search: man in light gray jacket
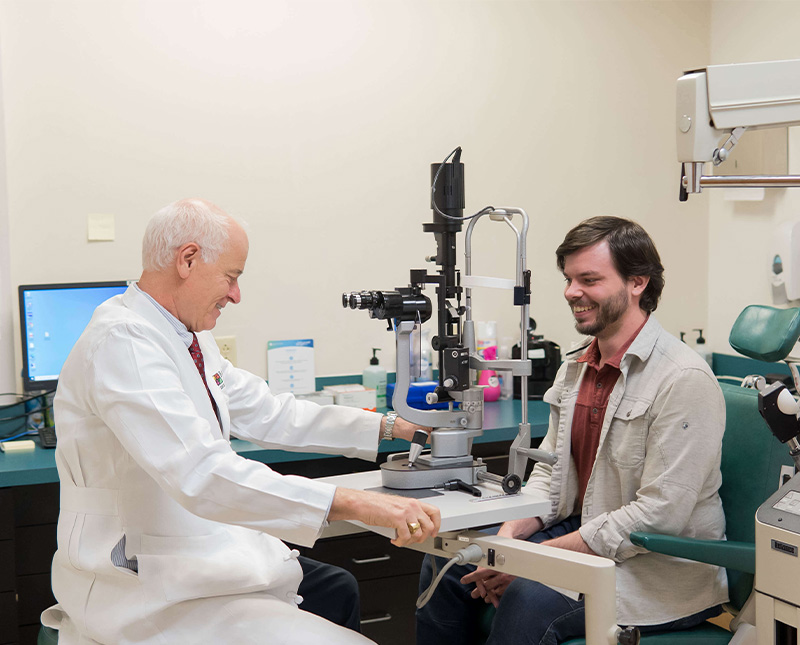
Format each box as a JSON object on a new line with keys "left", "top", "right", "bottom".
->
{"left": 416, "top": 216, "right": 727, "bottom": 644}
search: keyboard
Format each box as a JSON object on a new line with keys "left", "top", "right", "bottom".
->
{"left": 38, "top": 426, "right": 57, "bottom": 449}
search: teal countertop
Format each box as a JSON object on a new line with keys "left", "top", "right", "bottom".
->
{"left": 0, "top": 398, "right": 550, "bottom": 488}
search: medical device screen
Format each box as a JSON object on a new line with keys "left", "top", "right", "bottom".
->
{"left": 19, "top": 281, "right": 129, "bottom": 392}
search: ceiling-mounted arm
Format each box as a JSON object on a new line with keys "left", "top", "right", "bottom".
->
{"left": 677, "top": 59, "right": 800, "bottom": 200}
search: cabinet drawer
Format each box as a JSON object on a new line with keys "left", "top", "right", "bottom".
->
{"left": 15, "top": 525, "right": 57, "bottom": 576}
{"left": 0, "top": 589, "right": 19, "bottom": 643}
{"left": 359, "top": 573, "right": 419, "bottom": 645}
{"left": 0, "top": 489, "right": 13, "bottom": 540}
{"left": 19, "top": 624, "right": 41, "bottom": 645}
{"left": 309, "top": 533, "right": 423, "bottom": 581}
{"left": 14, "top": 483, "right": 59, "bottom": 527}
{"left": 16, "top": 573, "right": 55, "bottom": 626}
{"left": 0, "top": 540, "right": 15, "bottom": 590}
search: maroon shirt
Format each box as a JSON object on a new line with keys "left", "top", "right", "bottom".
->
{"left": 572, "top": 318, "right": 648, "bottom": 506}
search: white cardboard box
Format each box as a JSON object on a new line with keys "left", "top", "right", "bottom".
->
{"left": 323, "top": 384, "right": 366, "bottom": 393}
{"left": 295, "top": 391, "right": 335, "bottom": 406}
{"left": 333, "top": 389, "right": 377, "bottom": 411}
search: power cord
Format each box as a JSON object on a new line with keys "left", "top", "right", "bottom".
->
{"left": 416, "top": 543, "right": 484, "bottom": 609}
{"left": 0, "top": 390, "right": 56, "bottom": 441}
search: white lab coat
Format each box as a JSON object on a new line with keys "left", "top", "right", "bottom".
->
{"left": 42, "top": 286, "right": 381, "bottom": 644}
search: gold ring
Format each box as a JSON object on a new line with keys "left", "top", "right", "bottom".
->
{"left": 408, "top": 522, "right": 421, "bottom": 534}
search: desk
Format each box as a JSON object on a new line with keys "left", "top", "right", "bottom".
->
{"left": 0, "top": 398, "right": 549, "bottom": 645}
{"left": 321, "top": 470, "right": 551, "bottom": 537}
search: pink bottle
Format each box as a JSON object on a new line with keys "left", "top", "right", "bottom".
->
{"left": 478, "top": 346, "right": 502, "bottom": 402}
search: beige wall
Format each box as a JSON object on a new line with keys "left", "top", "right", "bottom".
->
{"left": 0, "top": 0, "right": 712, "bottom": 384}
{"left": 706, "top": 1, "right": 800, "bottom": 357}
{"left": 0, "top": 37, "right": 10, "bottom": 395}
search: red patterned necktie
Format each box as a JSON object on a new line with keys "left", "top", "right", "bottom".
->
{"left": 188, "top": 333, "right": 221, "bottom": 425}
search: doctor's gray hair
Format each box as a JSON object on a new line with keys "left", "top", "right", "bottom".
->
{"left": 142, "top": 199, "right": 233, "bottom": 271}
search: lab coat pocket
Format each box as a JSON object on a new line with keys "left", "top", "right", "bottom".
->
{"left": 607, "top": 399, "right": 649, "bottom": 468}
{"left": 137, "top": 530, "right": 300, "bottom": 604}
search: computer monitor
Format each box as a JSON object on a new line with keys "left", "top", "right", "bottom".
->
{"left": 18, "top": 281, "right": 130, "bottom": 393}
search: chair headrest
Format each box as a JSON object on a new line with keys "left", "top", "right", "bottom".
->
{"left": 729, "top": 305, "right": 800, "bottom": 362}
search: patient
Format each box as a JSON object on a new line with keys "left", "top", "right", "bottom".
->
{"left": 416, "top": 216, "right": 728, "bottom": 644}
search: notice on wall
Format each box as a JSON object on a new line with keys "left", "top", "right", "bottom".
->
{"left": 267, "top": 339, "right": 315, "bottom": 395}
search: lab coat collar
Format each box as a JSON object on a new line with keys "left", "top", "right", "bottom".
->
{"left": 121, "top": 285, "right": 229, "bottom": 439}
{"left": 122, "top": 286, "right": 189, "bottom": 348}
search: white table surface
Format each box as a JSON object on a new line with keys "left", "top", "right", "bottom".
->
{"left": 318, "top": 470, "right": 551, "bottom": 538}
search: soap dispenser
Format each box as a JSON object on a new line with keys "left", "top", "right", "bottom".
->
{"left": 363, "top": 348, "right": 387, "bottom": 408}
{"left": 692, "top": 329, "right": 713, "bottom": 370}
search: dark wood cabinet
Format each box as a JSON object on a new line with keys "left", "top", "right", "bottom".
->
{"left": 0, "top": 483, "right": 59, "bottom": 645}
{"left": 300, "top": 532, "right": 425, "bottom": 645}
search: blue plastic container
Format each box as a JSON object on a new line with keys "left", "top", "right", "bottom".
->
{"left": 386, "top": 381, "right": 459, "bottom": 410}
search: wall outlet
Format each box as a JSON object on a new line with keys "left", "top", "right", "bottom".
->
{"left": 215, "top": 336, "right": 237, "bottom": 366}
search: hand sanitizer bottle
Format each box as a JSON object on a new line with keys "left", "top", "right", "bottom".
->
{"left": 363, "top": 348, "right": 387, "bottom": 408}
{"left": 478, "top": 346, "right": 502, "bottom": 402}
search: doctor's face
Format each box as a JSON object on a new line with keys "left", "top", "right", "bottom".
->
{"left": 183, "top": 223, "right": 249, "bottom": 332}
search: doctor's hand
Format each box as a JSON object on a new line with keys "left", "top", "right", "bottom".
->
{"left": 460, "top": 567, "right": 516, "bottom": 608}
{"left": 328, "top": 488, "right": 441, "bottom": 547}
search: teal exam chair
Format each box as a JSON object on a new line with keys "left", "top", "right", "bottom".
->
{"left": 38, "top": 626, "right": 57, "bottom": 645}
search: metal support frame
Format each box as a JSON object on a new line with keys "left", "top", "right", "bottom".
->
{"left": 682, "top": 163, "right": 800, "bottom": 194}
{"left": 409, "top": 530, "right": 621, "bottom": 645}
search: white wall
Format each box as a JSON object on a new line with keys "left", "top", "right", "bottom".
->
{"left": 704, "top": 1, "right": 800, "bottom": 356}
{"left": 0, "top": 36, "right": 12, "bottom": 395}
{"left": 0, "top": 0, "right": 711, "bottom": 383}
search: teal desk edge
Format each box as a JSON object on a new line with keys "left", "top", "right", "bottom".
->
{"left": 0, "top": 398, "right": 550, "bottom": 488}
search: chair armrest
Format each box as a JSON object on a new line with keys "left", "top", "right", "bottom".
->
{"left": 630, "top": 532, "right": 754, "bottom": 574}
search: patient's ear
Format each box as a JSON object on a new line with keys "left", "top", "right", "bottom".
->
{"left": 630, "top": 275, "right": 649, "bottom": 297}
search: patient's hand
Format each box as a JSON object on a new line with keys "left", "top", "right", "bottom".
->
{"left": 460, "top": 567, "right": 516, "bottom": 608}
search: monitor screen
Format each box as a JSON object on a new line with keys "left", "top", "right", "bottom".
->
{"left": 19, "top": 281, "right": 130, "bottom": 392}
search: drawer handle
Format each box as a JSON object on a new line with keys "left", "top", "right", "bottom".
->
{"left": 361, "top": 613, "right": 392, "bottom": 625}
{"left": 351, "top": 555, "right": 391, "bottom": 565}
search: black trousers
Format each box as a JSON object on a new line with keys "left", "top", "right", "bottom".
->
{"left": 298, "top": 555, "right": 361, "bottom": 632}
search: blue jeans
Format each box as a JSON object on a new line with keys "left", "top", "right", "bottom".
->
{"left": 415, "top": 517, "right": 721, "bottom": 645}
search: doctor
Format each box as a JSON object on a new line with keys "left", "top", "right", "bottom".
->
{"left": 42, "top": 198, "right": 440, "bottom": 645}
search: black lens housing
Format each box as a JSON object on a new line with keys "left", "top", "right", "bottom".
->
{"left": 342, "top": 288, "right": 432, "bottom": 324}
